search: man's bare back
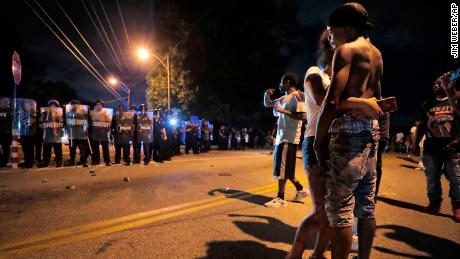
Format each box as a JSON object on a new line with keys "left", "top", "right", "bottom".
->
{"left": 334, "top": 37, "right": 383, "bottom": 111}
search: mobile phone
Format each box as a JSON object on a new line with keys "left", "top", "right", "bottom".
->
{"left": 450, "top": 68, "right": 460, "bottom": 81}
{"left": 377, "top": 96, "right": 397, "bottom": 113}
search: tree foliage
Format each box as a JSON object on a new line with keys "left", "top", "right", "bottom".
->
{"left": 149, "top": 0, "right": 302, "bottom": 128}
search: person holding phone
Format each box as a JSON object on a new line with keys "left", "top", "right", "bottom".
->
{"left": 314, "top": 3, "right": 384, "bottom": 259}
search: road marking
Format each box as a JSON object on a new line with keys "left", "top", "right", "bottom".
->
{"left": 1, "top": 186, "right": 282, "bottom": 257}
{"left": 168, "top": 154, "right": 266, "bottom": 163}
{"left": 0, "top": 182, "right": 281, "bottom": 255}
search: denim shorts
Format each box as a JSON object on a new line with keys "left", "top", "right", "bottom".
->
{"left": 302, "top": 136, "right": 327, "bottom": 211}
{"left": 302, "top": 136, "right": 318, "bottom": 170}
{"left": 325, "top": 131, "right": 378, "bottom": 227}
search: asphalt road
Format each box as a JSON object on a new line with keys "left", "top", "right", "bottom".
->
{"left": 0, "top": 150, "right": 459, "bottom": 258}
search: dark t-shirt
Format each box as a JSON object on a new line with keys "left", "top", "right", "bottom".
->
{"left": 421, "top": 97, "right": 460, "bottom": 150}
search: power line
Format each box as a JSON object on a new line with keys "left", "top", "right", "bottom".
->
{"left": 80, "top": 0, "right": 123, "bottom": 73}
{"left": 25, "top": 0, "right": 127, "bottom": 104}
{"left": 56, "top": 0, "right": 111, "bottom": 76}
{"left": 98, "top": 0, "right": 129, "bottom": 72}
{"left": 87, "top": 0, "right": 125, "bottom": 72}
{"left": 116, "top": 0, "right": 130, "bottom": 44}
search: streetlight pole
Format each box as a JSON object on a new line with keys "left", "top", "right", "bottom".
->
{"left": 166, "top": 54, "right": 170, "bottom": 110}
{"left": 127, "top": 84, "right": 131, "bottom": 106}
{"left": 143, "top": 50, "right": 171, "bottom": 110}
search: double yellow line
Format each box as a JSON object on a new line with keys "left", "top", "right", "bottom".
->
{"left": 0, "top": 183, "right": 281, "bottom": 257}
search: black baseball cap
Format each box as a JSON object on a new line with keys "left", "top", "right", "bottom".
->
{"left": 328, "top": 2, "right": 373, "bottom": 30}
{"left": 95, "top": 99, "right": 104, "bottom": 105}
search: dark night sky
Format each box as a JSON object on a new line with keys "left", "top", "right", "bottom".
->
{"left": 0, "top": 0, "right": 458, "bottom": 131}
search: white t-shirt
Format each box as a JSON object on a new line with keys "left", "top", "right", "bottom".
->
{"left": 304, "top": 66, "right": 330, "bottom": 137}
{"left": 273, "top": 91, "right": 304, "bottom": 145}
{"left": 396, "top": 132, "right": 404, "bottom": 143}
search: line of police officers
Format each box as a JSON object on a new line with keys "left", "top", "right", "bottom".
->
{"left": 0, "top": 97, "right": 210, "bottom": 169}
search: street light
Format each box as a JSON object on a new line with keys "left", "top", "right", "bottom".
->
{"left": 108, "top": 76, "right": 130, "bottom": 106}
{"left": 108, "top": 77, "right": 118, "bottom": 86}
{"left": 137, "top": 47, "right": 171, "bottom": 110}
{"left": 137, "top": 48, "right": 149, "bottom": 61}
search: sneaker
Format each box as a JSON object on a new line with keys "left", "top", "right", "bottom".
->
{"left": 105, "top": 162, "right": 111, "bottom": 166}
{"left": 424, "top": 202, "right": 441, "bottom": 214}
{"left": 264, "top": 197, "right": 287, "bottom": 208}
{"left": 452, "top": 201, "right": 460, "bottom": 222}
{"left": 292, "top": 190, "right": 310, "bottom": 202}
{"left": 351, "top": 234, "right": 359, "bottom": 252}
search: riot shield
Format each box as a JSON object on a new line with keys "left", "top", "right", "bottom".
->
{"left": 40, "top": 107, "right": 64, "bottom": 143}
{"left": 90, "top": 108, "right": 113, "bottom": 141}
{"left": 13, "top": 98, "right": 37, "bottom": 136}
{"left": 65, "top": 104, "right": 89, "bottom": 140}
{"left": 0, "top": 97, "right": 12, "bottom": 135}
{"left": 136, "top": 111, "right": 154, "bottom": 144}
{"left": 115, "top": 111, "right": 135, "bottom": 145}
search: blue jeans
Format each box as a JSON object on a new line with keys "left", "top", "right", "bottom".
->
{"left": 326, "top": 132, "right": 378, "bottom": 227}
{"left": 422, "top": 139, "right": 460, "bottom": 204}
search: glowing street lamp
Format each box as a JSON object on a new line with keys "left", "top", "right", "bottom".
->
{"left": 108, "top": 77, "right": 118, "bottom": 85}
{"left": 137, "top": 48, "right": 149, "bottom": 61}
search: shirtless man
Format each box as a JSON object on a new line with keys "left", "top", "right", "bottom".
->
{"left": 314, "top": 3, "right": 383, "bottom": 259}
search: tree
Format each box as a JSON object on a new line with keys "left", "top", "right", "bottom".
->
{"left": 150, "top": 0, "right": 302, "bottom": 129}
{"left": 144, "top": 50, "right": 195, "bottom": 112}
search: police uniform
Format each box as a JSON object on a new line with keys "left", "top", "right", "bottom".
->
{"left": 64, "top": 100, "right": 89, "bottom": 167}
{"left": 0, "top": 98, "right": 12, "bottom": 167}
{"left": 38, "top": 99, "right": 64, "bottom": 167}
{"left": 89, "top": 99, "right": 111, "bottom": 166}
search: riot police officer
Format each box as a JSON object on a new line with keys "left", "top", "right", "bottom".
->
{"left": 114, "top": 105, "right": 134, "bottom": 165}
{"left": 0, "top": 98, "right": 12, "bottom": 167}
{"left": 89, "top": 99, "right": 112, "bottom": 166}
{"left": 38, "top": 99, "right": 64, "bottom": 167}
{"left": 134, "top": 104, "right": 153, "bottom": 165}
{"left": 64, "top": 100, "right": 89, "bottom": 167}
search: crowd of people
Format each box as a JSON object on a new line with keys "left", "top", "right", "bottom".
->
{"left": 259, "top": 3, "right": 458, "bottom": 259}
{"left": 217, "top": 127, "right": 276, "bottom": 150}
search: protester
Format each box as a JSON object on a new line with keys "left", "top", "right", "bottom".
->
{"left": 416, "top": 73, "right": 460, "bottom": 222}
{"left": 287, "top": 29, "right": 333, "bottom": 259}
{"left": 314, "top": 3, "right": 384, "bottom": 259}
{"left": 375, "top": 113, "right": 390, "bottom": 199}
{"left": 263, "top": 72, "right": 309, "bottom": 208}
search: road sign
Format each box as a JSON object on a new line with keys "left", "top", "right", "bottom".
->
{"left": 12, "top": 51, "right": 22, "bottom": 85}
